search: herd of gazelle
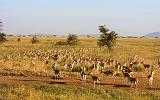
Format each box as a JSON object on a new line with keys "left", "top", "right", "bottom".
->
{"left": 53, "top": 54, "right": 158, "bottom": 88}
{"left": 3, "top": 48, "right": 160, "bottom": 88}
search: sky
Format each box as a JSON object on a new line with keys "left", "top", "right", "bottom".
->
{"left": 0, "top": 0, "right": 160, "bottom": 36}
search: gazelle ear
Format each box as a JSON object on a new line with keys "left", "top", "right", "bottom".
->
{"left": 153, "top": 71, "right": 155, "bottom": 74}
{"left": 141, "top": 59, "right": 144, "bottom": 62}
{"left": 134, "top": 55, "right": 138, "bottom": 59}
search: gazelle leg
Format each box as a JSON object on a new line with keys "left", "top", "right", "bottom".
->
{"left": 98, "top": 79, "right": 100, "bottom": 88}
{"left": 93, "top": 81, "right": 96, "bottom": 88}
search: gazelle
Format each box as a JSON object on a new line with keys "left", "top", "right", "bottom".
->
{"left": 128, "top": 74, "right": 138, "bottom": 88}
{"left": 91, "top": 75, "right": 101, "bottom": 88}
{"left": 127, "top": 55, "right": 139, "bottom": 68}
{"left": 102, "top": 70, "right": 122, "bottom": 83}
{"left": 123, "top": 71, "right": 138, "bottom": 87}
{"left": 141, "top": 60, "right": 151, "bottom": 72}
{"left": 102, "top": 70, "right": 116, "bottom": 77}
{"left": 52, "top": 63, "right": 60, "bottom": 80}
{"left": 97, "top": 60, "right": 104, "bottom": 72}
{"left": 123, "top": 67, "right": 132, "bottom": 74}
{"left": 148, "top": 70, "right": 155, "bottom": 88}
{"left": 79, "top": 66, "right": 89, "bottom": 83}
{"left": 122, "top": 67, "right": 138, "bottom": 88}
{"left": 122, "top": 69, "right": 132, "bottom": 83}
{"left": 158, "top": 58, "right": 160, "bottom": 68}
{"left": 115, "top": 61, "right": 121, "bottom": 71}
{"left": 30, "top": 58, "right": 35, "bottom": 67}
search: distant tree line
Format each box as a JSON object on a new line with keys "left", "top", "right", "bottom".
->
{"left": 0, "top": 19, "right": 118, "bottom": 52}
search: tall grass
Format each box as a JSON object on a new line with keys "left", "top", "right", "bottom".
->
{"left": 0, "top": 84, "right": 160, "bottom": 100}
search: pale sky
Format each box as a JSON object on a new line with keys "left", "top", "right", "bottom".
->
{"left": 0, "top": 0, "right": 160, "bottom": 36}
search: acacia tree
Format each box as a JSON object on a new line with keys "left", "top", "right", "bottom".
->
{"left": 0, "top": 20, "right": 2, "bottom": 33}
{"left": 97, "top": 25, "right": 118, "bottom": 51}
{"left": 66, "top": 34, "right": 79, "bottom": 45}
{"left": 0, "top": 19, "right": 7, "bottom": 43}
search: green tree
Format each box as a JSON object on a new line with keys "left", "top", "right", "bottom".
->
{"left": 66, "top": 34, "right": 79, "bottom": 45}
{"left": 97, "top": 25, "right": 118, "bottom": 51}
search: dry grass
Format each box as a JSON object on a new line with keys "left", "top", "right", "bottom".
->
{"left": 0, "top": 37, "right": 159, "bottom": 76}
{"left": 0, "top": 36, "right": 160, "bottom": 99}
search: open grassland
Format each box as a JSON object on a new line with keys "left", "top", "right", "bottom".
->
{"left": 0, "top": 37, "right": 160, "bottom": 100}
{"left": 0, "top": 37, "right": 159, "bottom": 76}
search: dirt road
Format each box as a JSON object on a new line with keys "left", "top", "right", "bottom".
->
{"left": 0, "top": 73, "right": 160, "bottom": 90}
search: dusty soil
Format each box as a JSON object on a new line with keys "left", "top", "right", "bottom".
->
{"left": 0, "top": 72, "right": 160, "bottom": 90}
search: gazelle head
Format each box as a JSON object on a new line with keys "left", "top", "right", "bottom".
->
{"left": 151, "top": 71, "right": 155, "bottom": 75}
{"left": 140, "top": 59, "right": 144, "bottom": 64}
{"left": 158, "top": 57, "right": 160, "bottom": 63}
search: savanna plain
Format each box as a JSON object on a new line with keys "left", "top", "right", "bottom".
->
{"left": 0, "top": 37, "right": 160, "bottom": 100}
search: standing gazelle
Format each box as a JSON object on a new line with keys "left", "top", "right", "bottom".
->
{"left": 148, "top": 70, "right": 155, "bottom": 88}
{"left": 52, "top": 63, "right": 60, "bottom": 80}
{"left": 122, "top": 69, "right": 138, "bottom": 87}
{"left": 141, "top": 60, "right": 151, "bottom": 72}
{"left": 128, "top": 74, "right": 138, "bottom": 88}
{"left": 158, "top": 58, "right": 160, "bottom": 69}
{"left": 89, "top": 73, "right": 101, "bottom": 88}
{"left": 79, "top": 66, "right": 89, "bottom": 83}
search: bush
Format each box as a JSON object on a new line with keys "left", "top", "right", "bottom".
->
{"left": 55, "top": 41, "right": 67, "bottom": 45}
{"left": 66, "top": 34, "right": 79, "bottom": 45}
{"left": 0, "top": 33, "right": 7, "bottom": 43}
{"left": 31, "top": 36, "right": 39, "bottom": 44}
{"left": 17, "top": 38, "right": 21, "bottom": 42}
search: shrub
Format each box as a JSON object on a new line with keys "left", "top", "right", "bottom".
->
{"left": 17, "top": 38, "right": 21, "bottom": 42}
{"left": 0, "top": 33, "right": 7, "bottom": 43}
{"left": 66, "top": 34, "right": 79, "bottom": 45}
{"left": 31, "top": 36, "right": 39, "bottom": 44}
{"left": 55, "top": 41, "right": 67, "bottom": 45}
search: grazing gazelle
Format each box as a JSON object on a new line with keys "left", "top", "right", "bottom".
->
{"left": 148, "top": 70, "right": 155, "bottom": 88}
